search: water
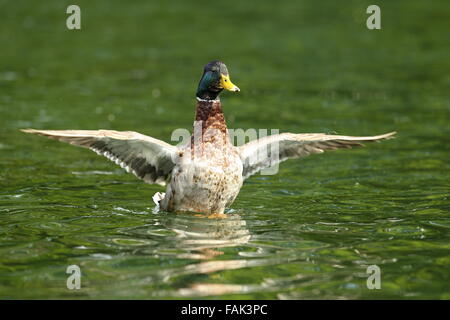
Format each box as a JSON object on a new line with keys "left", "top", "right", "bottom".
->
{"left": 0, "top": 0, "right": 449, "bottom": 299}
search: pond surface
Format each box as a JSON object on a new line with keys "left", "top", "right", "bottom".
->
{"left": 0, "top": 0, "right": 449, "bottom": 299}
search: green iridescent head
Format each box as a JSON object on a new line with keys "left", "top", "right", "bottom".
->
{"left": 196, "top": 61, "right": 240, "bottom": 100}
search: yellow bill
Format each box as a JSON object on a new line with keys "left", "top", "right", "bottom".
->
{"left": 220, "top": 74, "right": 240, "bottom": 92}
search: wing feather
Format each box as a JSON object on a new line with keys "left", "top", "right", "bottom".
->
{"left": 22, "top": 129, "right": 177, "bottom": 186}
{"left": 238, "top": 131, "right": 396, "bottom": 179}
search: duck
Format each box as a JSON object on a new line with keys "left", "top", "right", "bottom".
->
{"left": 22, "top": 60, "right": 396, "bottom": 214}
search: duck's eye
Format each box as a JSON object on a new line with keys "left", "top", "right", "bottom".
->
{"left": 224, "top": 79, "right": 228, "bottom": 82}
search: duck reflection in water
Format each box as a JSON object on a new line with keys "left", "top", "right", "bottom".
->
{"left": 154, "top": 212, "right": 303, "bottom": 298}
{"left": 160, "top": 211, "right": 251, "bottom": 260}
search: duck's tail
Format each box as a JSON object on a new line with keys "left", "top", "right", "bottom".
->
{"left": 152, "top": 192, "right": 165, "bottom": 208}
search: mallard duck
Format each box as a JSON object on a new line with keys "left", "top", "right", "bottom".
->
{"left": 22, "top": 61, "right": 395, "bottom": 214}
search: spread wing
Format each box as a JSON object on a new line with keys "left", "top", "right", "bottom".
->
{"left": 238, "top": 131, "right": 396, "bottom": 179}
{"left": 22, "top": 129, "right": 177, "bottom": 186}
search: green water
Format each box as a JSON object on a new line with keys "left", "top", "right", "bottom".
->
{"left": 0, "top": 0, "right": 449, "bottom": 299}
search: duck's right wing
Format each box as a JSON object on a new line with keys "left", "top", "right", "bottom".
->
{"left": 22, "top": 129, "right": 177, "bottom": 186}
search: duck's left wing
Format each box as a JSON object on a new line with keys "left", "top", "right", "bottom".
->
{"left": 22, "top": 129, "right": 177, "bottom": 186}
{"left": 238, "top": 131, "right": 396, "bottom": 179}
